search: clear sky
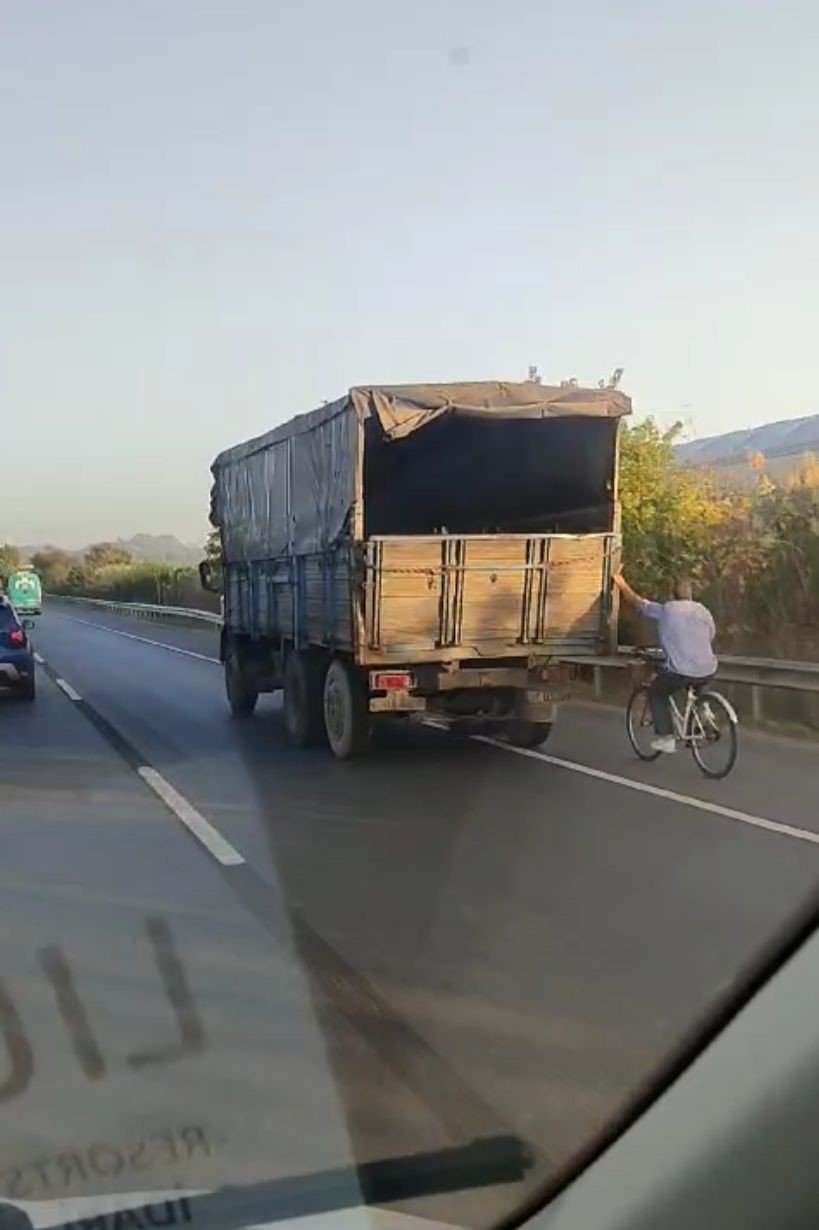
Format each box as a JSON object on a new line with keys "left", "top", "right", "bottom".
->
{"left": 2, "top": 0, "right": 818, "bottom": 547}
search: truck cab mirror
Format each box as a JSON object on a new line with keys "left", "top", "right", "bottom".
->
{"left": 199, "top": 560, "right": 218, "bottom": 593}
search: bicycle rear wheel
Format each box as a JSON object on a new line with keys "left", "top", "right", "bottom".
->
{"left": 690, "top": 691, "right": 738, "bottom": 779}
{"left": 626, "top": 685, "right": 661, "bottom": 761}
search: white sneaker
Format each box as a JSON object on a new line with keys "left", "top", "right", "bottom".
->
{"left": 650, "top": 735, "right": 677, "bottom": 754}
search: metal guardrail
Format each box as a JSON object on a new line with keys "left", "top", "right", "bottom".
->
{"left": 51, "top": 594, "right": 222, "bottom": 624}
{"left": 563, "top": 650, "right": 819, "bottom": 724}
{"left": 51, "top": 596, "right": 819, "bottom": 721}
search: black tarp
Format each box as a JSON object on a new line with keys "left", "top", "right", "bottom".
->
{"left": 364, "top": 412, "right": 621, "bottom": 536}
{"left": 212, "top": 382, "right": 630, "bottom": 559}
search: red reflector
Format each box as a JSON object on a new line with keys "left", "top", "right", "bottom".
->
{"left": 372, "top": 671, "right": 413, "bottom": 691}
{"left": 9, "top": 629, "right": 24, "bottom": 645}
{"left": 543, "top": 663, "right": 574, "bottom": 684}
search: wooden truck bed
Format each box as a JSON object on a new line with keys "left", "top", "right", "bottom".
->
{"left": 223, "top": 530, "right": 617, "bottom": 666}
{"left": 360, "top": 532, "right": 617, "bottom": 665}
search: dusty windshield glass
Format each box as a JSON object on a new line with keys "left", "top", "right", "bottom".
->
{"left": 2, "top": 5, "right": 818, "bottom": 1230}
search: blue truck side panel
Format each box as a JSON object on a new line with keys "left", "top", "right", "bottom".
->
{"left": 224, "top": 549, "right": 354, "bottom": 652}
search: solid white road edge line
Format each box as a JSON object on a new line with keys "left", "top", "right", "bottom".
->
{"left": 476, "top": 736, "right": 819, "bottom": 848}
{"left": 55, "top": 678, "right": 83, "bottom": 702}
{"left": 137, "top": 766, "right": 245, "bottom": 866}
{"left": 60, "top": 614, "right": 220, "bottom": 663}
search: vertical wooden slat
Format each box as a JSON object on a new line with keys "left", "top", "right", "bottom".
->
{"left": 608, "top": 420, "right": 623, "bottom": 652}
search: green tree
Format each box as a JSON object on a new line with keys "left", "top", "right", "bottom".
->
{"left": 31, "top": 548, "right": 75, "bottom": 589}
{"left": 202, "top": 528, "right": 223, "bottom": 595}
{"left": 204, "top": 528, "right": 222, "bottom": 566}
{"left": 85, "top": 542, "right": 133, "bottom": 570}
{"left": 0, "top": 542, "right": 20, "bottom": 583}
{"left": 618, "top": 425, "right": 819, "bottom": 647}
{"left": 619, "top": 418, "right": 727, "bottom": 599}
{"left": 66, "top": 564, "right": 90, "bottom": 591}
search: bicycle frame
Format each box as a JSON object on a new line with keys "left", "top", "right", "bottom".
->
{"left": 669, "top": 688, "right": 703, "bottom": 746}
{"left": 658, "top": 682, "right": 738, "bottom": 746}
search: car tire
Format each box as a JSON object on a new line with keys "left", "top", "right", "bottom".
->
{"left": 19, "top": 676, "right": 36, "bottom": 702}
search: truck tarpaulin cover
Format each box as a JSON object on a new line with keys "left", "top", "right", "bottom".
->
{"left": 210, "top": 382, "right": 630, "bottom": 562}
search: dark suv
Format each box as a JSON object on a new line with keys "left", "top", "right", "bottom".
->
{"left": 0, "top": 598, "right": 36, "bottom": 700}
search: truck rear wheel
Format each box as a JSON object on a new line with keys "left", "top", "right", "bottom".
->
{"left": 225, "top": 644, "right": 258, "bottom": 717}
{"left": 505, "top": 720, "right": 553, "bottom": 749}
{"left": 283, "top": 650, "right": 327, "bottom": 747}
{"left": 323, "top": 658, "right": 371, "bottom": 759}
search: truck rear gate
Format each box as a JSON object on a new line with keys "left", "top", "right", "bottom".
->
{"left": 363, "top": 533, "right": 618, "bottom": 663}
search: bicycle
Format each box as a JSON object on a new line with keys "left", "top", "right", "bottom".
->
{"left": 625, "top": 648, "right": 739, "bottom": 779}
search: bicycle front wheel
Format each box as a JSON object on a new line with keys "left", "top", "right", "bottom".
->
{"left": 690, "top": 691, "right": 738, "bottom": 779}
{"left": 626, "top": 685, "right": 661, "bottom": 761}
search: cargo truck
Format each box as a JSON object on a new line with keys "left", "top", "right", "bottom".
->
{"left": 203, "top": 380, "right": 629, "bottom": 758}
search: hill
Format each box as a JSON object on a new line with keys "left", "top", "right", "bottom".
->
{"left": 676, "top": 413, "right": 819, "bottom": 487}
{"left": 19, "top": 534, "right": 201, "bottom": 567}
{"left": 116, "top": 534, "right": 202, "bottom": 565}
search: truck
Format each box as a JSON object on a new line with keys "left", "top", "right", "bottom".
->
{"left": 203, "top": 380, "right": 629, "bottom": 758}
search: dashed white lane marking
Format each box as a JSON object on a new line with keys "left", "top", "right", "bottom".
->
{"left": 477, "top": 737, "right": 819, "bottom": 848}
{"left": 55, "top": 678, "right": 83, "bottom": 702}
{"left": 60, "top": 614, "right": 219, "bottom": 664}
{"left": 137, "top": 766, "right": 245, "bottom": 866}
{"left": 33, "top": 652, "right": 44, "bottom": 664}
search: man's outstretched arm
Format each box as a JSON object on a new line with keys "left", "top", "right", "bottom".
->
{"left": 612, "top": 572, "right": 644, "bottom": 608}
{"left": 613, "top": 572, "right": 663, "bottom": 620}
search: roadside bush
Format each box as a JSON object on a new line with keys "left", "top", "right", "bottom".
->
{"left": 619, "top": 421, "right": 819, "bottom": 658}
{"left": 52, "top": 561, "right": 216, "bottom": 610}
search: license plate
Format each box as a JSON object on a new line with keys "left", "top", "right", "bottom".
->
{"left": 526, "top": 689, "right": 557, "bottom": 704}
{"left": 369, "top": 693, "right": 426, "bottom": 713}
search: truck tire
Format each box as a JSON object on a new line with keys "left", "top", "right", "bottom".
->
{"left": 323, "top": 658, "right": 371, "bottom": 759}
{"left": 225, "top": 644, "right": 258, "bottom": 717}
{"left": 505, "top": 720, "right": 553, "bottom": 749}
{"left": 283, "top": 650, "right": 327, "bottom": 747}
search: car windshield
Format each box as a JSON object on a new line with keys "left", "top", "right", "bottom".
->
{"left": 2, "top": 5, "right": 818, "bottom": 1230}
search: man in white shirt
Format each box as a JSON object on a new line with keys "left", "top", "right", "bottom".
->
{"left": 613, "top": 572, "right": 718, "bottom": 753}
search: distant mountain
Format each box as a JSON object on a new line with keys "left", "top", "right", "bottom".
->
{"left": 19, "top": 534, "right": 202, "bottom": 566}
{"left": 676, "top": 413, "right": 819, "bottom": 468}
{"left": 116, "top": 534, "right": 202, "bottom": 565}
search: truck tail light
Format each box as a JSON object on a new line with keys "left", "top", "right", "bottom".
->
{"left": 371, "top": 671, "right": 414, "bottom": 691}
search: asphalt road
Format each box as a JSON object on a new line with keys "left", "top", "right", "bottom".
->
{"left": 3, "top": 604, "right": 819, "bottom": 1229}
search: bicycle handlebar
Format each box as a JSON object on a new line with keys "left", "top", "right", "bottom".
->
{"left": 634, "top": 646, "right": 664, "bottom": 661}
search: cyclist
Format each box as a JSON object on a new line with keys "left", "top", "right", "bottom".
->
{"left": 613, "top": 572, "right": 717, "bottom": 753}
